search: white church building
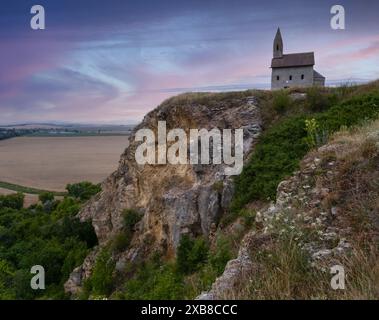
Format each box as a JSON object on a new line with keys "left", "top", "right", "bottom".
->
{"left": 271, "top": 28, "right": 325, "bottom": 89}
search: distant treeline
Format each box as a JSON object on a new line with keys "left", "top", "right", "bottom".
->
{"left": 0, "top": 127, "right": 132, "bottom": 140}
{"left": 0, "top": 129, "right": 23, "bottom": 141}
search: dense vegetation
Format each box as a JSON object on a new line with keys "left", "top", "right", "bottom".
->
{"left": 66, "top": 181, "right": 101, "bottom": 201}
{"left": 80, "top": 233, "right": 233, "bottom": 300}
{"left": 232, "top": 90, "right": 379, "bottom": 211}
{"left": 0, "top": 182, "right": 100, "bottom": 299}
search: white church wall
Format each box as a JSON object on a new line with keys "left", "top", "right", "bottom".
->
{"left": 271, "top": 66, "right": 314, "bottom": 90}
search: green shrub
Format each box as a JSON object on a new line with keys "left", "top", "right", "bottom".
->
{"left": 61, "top": 242, "right": 88, "bottom": 280}
{"left": 0, "top": 193, "right": 24, "bottom": 210}
{"left": 177, "top": 235, "right": 209, "bottom": 274}
{"left": 87, "top": 249, "right": 115, "bottom": 296}
{"left": 51, "top": 197, "right": 81, "bottom": 219}
{"left": 39, "top": 192, "right": 54, "bottom": 204}
{"left": 0, "top": 259, "right": 15, "bottom": 299}
{"left": 212, "top": 181, "right": 224, "bottom": 193}
{"left": 232, "top": 115, "right": 308, "bottom": 209}
{"left": 66, "top": 182, "right": 101, "bottom": 201}
{"left": 122, "top": 258, "right": 184, "bottom": 300}
{"left": 111, "top": 232, "right": 132, "bottom": 253}
{"left": 273, "top": 90, "right": 292, "bottom": 113}
{"left": 305, "top": 87, "right": 335, "bottom": 112}
{"left": 122, "top": 209, "right": 142, "bottom": 231}
{"left": 209, "top": 236, "right": 233, "bottom": 275}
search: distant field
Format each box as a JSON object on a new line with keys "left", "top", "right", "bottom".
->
{"left": 0, "top": 136, "right": 129, "bottom": 192}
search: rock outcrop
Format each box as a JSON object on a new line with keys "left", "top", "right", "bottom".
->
{"left": 197, "top": 120, "right": 379, "bottom": 299}
{"left": 65, "top": 94, "right": 262, "bottom": 294}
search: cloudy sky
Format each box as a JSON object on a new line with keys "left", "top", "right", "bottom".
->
{"left": 1, "top": 0, "right": 378, "bottom": 124}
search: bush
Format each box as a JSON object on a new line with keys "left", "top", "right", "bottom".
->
{"left": 111, "top": 232, "right": 132, "bottom": 253}
{"left": 0, "top": 193, "right": 24, "bottom": 210}
{"left": 273, "top": 90, "right": 292, "bottom": 113}
{"left": 177, "top": 235, "right": 209, "bottom": 274}
{"left": 122, "top": 258, "right": 184, "bottom": 300}
{"left": 122, "top": 209, "right": 142, "bottom": 231}
{"left": 87, "top": 249, "right": 115, "bottom": 296}
{"left": 66, "top": 182, "right": 101, "bottom": 201}
{"left": 209, "top": 236, "right": 233, "bottom": 275}
{"left": 305, "top": 87, "right": 335, "bottom": 112}
{"left": 39, "top": 192, "right": 54, "bottom": 203}
{"left": 52, "top": 197, "right": 81, "bottom": 219}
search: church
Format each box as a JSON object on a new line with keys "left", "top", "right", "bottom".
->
{"left": 271, "top": 28, "right": 325, "bottom": 89}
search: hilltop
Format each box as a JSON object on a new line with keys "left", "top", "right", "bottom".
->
{"left": 62, "top": 80, "right": 379, "bottom": 299}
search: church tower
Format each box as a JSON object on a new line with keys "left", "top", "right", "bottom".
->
{"left": 273, "top": 27, "right": 283, "bottom": 58}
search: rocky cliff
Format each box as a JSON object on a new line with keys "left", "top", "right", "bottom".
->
{"left": 65, "top": 93, "right": 262, "bottom": 294}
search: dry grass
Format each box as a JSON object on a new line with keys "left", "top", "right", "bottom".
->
{"left": 0, "top": 136, "right": 128, "bottom": 192}
{"left": 228, "top": 118, "right": 379, "bottom": 300}
{"left": 232, "top": 236, "right": 379, "bottom": 300}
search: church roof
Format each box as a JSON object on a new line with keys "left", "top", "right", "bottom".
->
{"left": 271, "top": 52, "right": 315, "bottom": 68}
{"left": 313, "top": 70, "right": 325, "bottom": 79}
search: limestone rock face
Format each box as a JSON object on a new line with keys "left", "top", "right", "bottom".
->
{"left": 66, "top": 95, "right": 262, "bottom": 292}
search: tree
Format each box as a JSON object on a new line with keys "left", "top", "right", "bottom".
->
{"left": 66, "top": 182, "right": 101, "bottom": 201}
{"left": 39, "top": 192, "right": 54, "bottom": 203}
{"left": 0, "top": 193, "right": 24, "bottom": 210}
{"left": 88, "top": 249, "right": 115, "bottom": 296}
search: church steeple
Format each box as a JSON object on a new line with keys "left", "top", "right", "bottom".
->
{"left": 273, "top": 27, "right": 283, "bottom": 58}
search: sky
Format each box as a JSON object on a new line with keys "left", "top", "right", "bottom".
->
{"left": 0, "top": 0, "right": 378, "bottom": 125}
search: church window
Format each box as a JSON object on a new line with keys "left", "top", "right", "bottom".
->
{"left": 301, "top": 74, "right": 305, "bottom": 80}
{"left": 289, "top": 75, "right": 292, "bottom": 81}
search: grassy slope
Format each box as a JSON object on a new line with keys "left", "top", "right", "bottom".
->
{"left": 232, "top": 82, "right": 379, "bottom": 211}
{"left": 237, "top": 118, "right": 379, "bottom": 299}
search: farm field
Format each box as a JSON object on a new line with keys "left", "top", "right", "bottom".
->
{"left": 0, "top": 136, "right": 129, "bottom": 192}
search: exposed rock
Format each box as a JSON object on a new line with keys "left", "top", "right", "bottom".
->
{"left": 64, "top": 248, "right": 99, "bottom": 295}
{"left": 197, "top": 232, "right": 268, "bottom": 300}
{"left": 65, "top": 95, "right": 262, "bottom": 294}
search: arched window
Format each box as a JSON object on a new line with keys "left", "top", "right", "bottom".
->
{"left": 289, "top": 75, "right": 292, "bottom": 81}
{"left": 277, "top": 45, "right": 279, "bottom": 51}
{"left": 301, "top": 74, "right": 305, "bottom": 80}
